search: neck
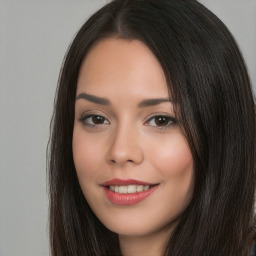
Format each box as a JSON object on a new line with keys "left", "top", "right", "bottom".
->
{"left": 119, "top": 227, "right": 172, "bottom": 256}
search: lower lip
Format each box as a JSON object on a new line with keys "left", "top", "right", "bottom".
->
{"left": 103, "top": 185, "right": 159, "bottom": 206}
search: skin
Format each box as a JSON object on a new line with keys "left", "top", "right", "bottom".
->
{"left": 73, "top": 38, "right": 194, "bottom": 256}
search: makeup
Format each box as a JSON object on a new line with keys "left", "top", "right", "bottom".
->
{"left": 102, "top": 179, "right": 159, "bottom": 206}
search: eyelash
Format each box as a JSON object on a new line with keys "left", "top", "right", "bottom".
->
{"left": 145, "top": 115, "right": 177, "bottom": 129}
{"left": 79, "top": 114, "right": 110, "bottom": 127}
{"left": 79, "top": 114, "right": 177, "bottom": 129}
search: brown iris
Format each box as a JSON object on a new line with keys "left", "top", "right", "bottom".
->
{"left": 92, "top": 115, "right": 106, "bottom": 124}
{"left": 154, "top": 116, "right": 170, "bottom": 126}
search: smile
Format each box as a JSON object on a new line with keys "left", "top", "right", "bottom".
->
{"left": 102, "top": 179, "right": 159, "bottom": 206}
{"left": 109, "top": 184, "right": 154, "bottom": 194}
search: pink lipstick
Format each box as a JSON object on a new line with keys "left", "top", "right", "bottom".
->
{"left": 102, "top": 179, "right": 159, "bottom": 206}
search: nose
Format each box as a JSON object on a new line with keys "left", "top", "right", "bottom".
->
{"left": 105, "top": 124, "right": 144, "bottom": 166}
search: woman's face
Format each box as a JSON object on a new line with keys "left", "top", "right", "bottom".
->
{"left": 73, "top": 38, "right": 194, "bottom": 238}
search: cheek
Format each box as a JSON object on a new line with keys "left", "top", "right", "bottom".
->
{"left": 148, "top": 131, "right": 194, "bottom": 206}
{"left": 148, "top": 131, "right": 193, "bottom": 176}
{"left": 72, "top": 128, "right": 104, "bottom": 184}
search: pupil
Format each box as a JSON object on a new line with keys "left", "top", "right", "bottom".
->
{"left": 92, "top": 116, "right": 104, "bottom": 124}
{"left": 156, "top": 116, "right": 168, "bottom": 126}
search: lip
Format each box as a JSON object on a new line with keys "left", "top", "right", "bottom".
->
{"left": 102, "top": 178, "right": 159, "bottom": 206}
{"left": 102, "top": 178, "right": 153, "bottom": 186}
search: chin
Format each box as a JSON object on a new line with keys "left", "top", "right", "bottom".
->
{"left": 94, "top": 208, "right": 177, "bottom": 238}
{"left": 106, "top": 222, "right": 153, "bottom": 236}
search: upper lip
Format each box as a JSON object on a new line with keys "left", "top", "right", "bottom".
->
{"left": 102, "top": 178, "right": 155, "bottom": 186}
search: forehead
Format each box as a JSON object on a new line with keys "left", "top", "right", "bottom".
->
{"left": 77, "top": 38, "right": 169, "bottom": 98}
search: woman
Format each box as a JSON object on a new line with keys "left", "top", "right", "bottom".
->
{"left": 48, "top": 0, "right": 256, "bottom": 255}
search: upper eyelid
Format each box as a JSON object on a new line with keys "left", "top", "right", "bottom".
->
{"left": 145, "top": 113, "right": 176, "bottom": 121}
{"left": 79, "top": 113, "right": 110, "bottom": 122}
{"left": 145, "top": 115, "right": 177, "bottom": 123}
{"left": 79, "top": 110, "right": 110, "bottom": 119}
{"left": 79, "top": 112, "right": 175, "bottom": 119}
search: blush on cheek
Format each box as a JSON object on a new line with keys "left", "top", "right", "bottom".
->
{"left": 147, "top": 130, "right": 192, "bottom": 172}
{"left": 152, "top": 146, "right": 193, "bottom": 177}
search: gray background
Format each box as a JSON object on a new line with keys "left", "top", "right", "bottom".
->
{"left": 0, "top": 0, "right": 255, "bottom": 255}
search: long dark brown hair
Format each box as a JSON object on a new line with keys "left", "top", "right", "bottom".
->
{"left": 48, "top": 0, "right": 256, "bottom": 255}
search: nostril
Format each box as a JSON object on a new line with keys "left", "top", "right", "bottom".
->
{"left": 110, "top": 159, "right": 134, "bottom": 164}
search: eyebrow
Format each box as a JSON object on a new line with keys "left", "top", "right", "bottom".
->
{"left": 75, "top": 93, "right": 172, "bottom": 107}
{"left": 138, "top": 98, "right": 172, "bottom": 107}
{"left": 76, "top": 93, "right": 111, "bottom": 105}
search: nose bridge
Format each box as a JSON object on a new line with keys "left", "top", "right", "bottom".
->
{"left": 106, "top": 119, "right": 144, "bottom": 165}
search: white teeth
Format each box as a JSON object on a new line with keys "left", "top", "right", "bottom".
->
{"left": 144, "top": 185, "right": 149, "bottom": 191}
{"left": 127, "top": 185, "right": 136, "bottom": 193}
{"left": 137, "top": 185, "right": 143, "bottom": 192}
{"left": 109, "top": 184, "right": 153, "bottom": 194}
{"left": 118, "top": 186, "right": 128, "bottom": 194}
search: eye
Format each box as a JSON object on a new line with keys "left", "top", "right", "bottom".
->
{"left": 145, "top": 115, "right": 177, "bottom": 128}
{"left": 79, "top": 114, "right": 110, "bottom": 127}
